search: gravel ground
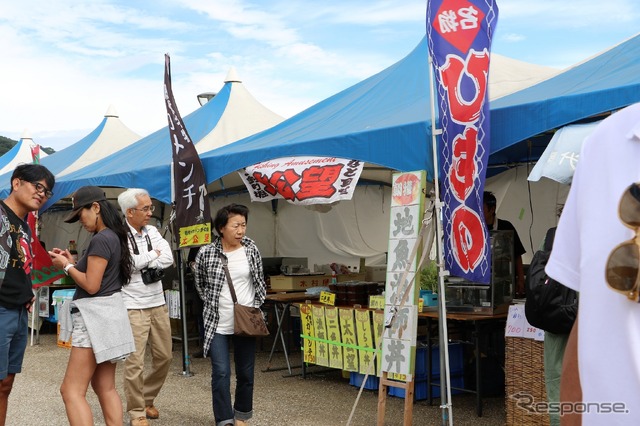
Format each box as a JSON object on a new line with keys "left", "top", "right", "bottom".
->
{"left": 7, "top": 333, "right": 506, "bottom": 425}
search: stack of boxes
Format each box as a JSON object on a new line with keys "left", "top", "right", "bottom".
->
{"left": 348, "top": 342, "right": 465, "bottom": 397}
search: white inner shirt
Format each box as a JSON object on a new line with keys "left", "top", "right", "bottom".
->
{"left": 216, "top": 247, "right": 255, "bottom": 335}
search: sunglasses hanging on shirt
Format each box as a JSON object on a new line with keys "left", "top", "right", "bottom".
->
{"left": 605, "top": 182, "right": 640, "bottom": 302}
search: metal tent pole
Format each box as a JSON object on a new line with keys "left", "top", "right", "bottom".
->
{"left": 176, "top": 248, "right": 193, "bottom": 376}
{"left": 427, "top": 53, "right": 454, "bottom": 426}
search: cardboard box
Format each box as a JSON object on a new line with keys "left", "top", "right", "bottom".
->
{"left": 336, "top": 273, "right": 366, "bottom": 283}
{"left": 365, "top": 265, "right": 387, "bottom": 282}
{"left": 57, "top": 322, "right": 71, "bottom": 349}
{"left": 270, "top": 274, "right": 329, "bottom": 291}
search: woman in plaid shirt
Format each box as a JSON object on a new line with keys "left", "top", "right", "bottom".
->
{"left": 194, "top": 204, "right": 266, "bottom": 426}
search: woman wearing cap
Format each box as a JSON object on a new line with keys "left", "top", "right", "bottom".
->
{"left": 49, "top": 186, "right": 134, "bottom": 426}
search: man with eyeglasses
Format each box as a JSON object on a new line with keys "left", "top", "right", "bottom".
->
{"left": 117, "top": 188, "right": 173, "bottom": 426}
{"left": 0, "top": 164, "right": 54, "bottom": 425}
{"left": 547, "top": 103, "right": 640, "bottom": 425}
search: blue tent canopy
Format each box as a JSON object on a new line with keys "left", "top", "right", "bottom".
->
{"left": 37, "top": 84, "right": 235, "bottom": 209}
{"left": 198, "top": 38, "right": 433, "bottom": 185}
{"left": 489, "top": 32, "right": 640, "bottom": 168}
{"left": 30, "top": 33, "right": 640, "bottom": 210}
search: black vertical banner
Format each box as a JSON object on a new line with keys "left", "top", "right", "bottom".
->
{"left": 164, "top": 54, "right": 211, "bottom": 247}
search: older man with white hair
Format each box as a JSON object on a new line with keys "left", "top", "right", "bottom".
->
{"left": 117, "top": 188, "right": 174, "bottom": 426}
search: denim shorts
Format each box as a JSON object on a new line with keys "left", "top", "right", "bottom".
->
{"left": 0, "top": 305, "right": 28, "bottom": 380}
{"left": 71, "top": 312, "right": 92, "bottom": 348}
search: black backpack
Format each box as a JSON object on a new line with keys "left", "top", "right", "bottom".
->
{"left": 524, "top": 227, "right": 578, "bottom": 334}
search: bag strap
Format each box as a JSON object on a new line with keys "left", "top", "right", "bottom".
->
{"left": 543, "top": 227, "right": 557, "bottom": 252}
{"left": 221, "top": 256, "right": 239, "bottom": 304}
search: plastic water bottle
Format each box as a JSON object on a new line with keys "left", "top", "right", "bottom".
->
{"left": 331, "top": 270, "right": 337, "bottom": 284}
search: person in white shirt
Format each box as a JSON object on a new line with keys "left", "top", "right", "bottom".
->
{"left": 117, "top": 188, "right": 174, "bottom": 426}
{"left": 546, "top": 103, "right": 640, "bottom": 425}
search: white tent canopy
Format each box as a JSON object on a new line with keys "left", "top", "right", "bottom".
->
{"left": 0, "top": 130, "right": 49, "bottom": 175}
{"left": 195, "top": 67, "right": 284, "bottom": 153}
{"left": 36, "top": 69, "right": 284, "bottom": 253}
{"left": 55, "top": 105, "right": 141, "bottom": 177}
{"left": 489, "top": 53, "right": 559, "bottom": 100}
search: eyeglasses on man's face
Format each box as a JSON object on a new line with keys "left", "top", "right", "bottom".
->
{"left": 131, "top": 205, "right": 155, "bottom": 213}
{"left": 26, "top": 180, "right": 53, "bottom": 198}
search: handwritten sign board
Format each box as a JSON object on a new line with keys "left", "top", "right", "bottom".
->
{"left": 506, "top": 304, "right": 544, "bottom": 340}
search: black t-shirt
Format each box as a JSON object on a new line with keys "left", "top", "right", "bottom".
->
{"left": 496, "top": 218, "right": 526, "bottom": 257}
{"left": 73, "top": 228, "right": 123, "bottom": 300}
{"left": 0, "top": 200, "right": 34, "bottom": 309}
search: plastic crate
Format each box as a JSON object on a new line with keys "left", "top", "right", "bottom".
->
{"left": 349, "top": 372, "right": 379, "bottom": 390}
{"left": 51, "top": 289, "right": 75, "bottom": 323}
{"left": 419, "top": 290, "right": 438, "bottom": 307}
{"left": 415, "top": 343, "right": 464, "bottom": 379}
{"left": 388, "top": 374, "right": 464, "bottom": 400}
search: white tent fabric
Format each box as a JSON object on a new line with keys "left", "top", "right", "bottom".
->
{"left": 489, "top": 54, "right": 559, "bottom": 100}
{"left": 484, "top": 165, "right": 570, "bottom": 264}
{"left": 56, "top": 105, "right": 141, "bottom": 177}
{"left": 195, "top": 67, "right": 284, "bottom": 153}
{"left": 527, "top": 121, "right": 600, "bottom": 184}
{"left": 0, "top": 130, "right": 49, "bottom": 175}
{"left": 37, "top": 69, "right": 283, "bottom": 254}
{"left": 209, "top": 185, "right": 390, "bottom": 269}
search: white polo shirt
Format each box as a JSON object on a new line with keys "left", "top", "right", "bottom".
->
{"left": 121, "top": 222, "right": 174, "bottom": 309}
{"left": 546, "top": 103, "right": 640, "bottom": 424}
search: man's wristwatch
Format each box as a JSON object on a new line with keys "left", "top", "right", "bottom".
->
{"left": 63, "top": 263, "right": 75, "bottom": 275}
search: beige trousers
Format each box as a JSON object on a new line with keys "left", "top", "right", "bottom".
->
{"left": 124, "top": 305, "right": 173, "bottom": 419}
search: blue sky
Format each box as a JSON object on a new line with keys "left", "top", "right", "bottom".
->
{"left": 1, "top": 0, "right": 638, "bottom": 151}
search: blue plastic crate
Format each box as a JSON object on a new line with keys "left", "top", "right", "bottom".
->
{"left": 415, "top": 343, "right": 464, "bottom": 379}
{"left": 349, "top": 372, "right": 379, "bottom": 390}
{"left": 388, "top": 374, "right": 464, "bottom": 400}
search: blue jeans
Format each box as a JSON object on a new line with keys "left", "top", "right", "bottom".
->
{"left": 209, "top": 333, "right": 256, "bottom": 426}
{"left": 0, "top": 305, "right": 28, "bottom": 380}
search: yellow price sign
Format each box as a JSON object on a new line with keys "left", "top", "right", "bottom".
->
{"left": 319, "top": 291, "right": 335, "bottom": 306}
{"left": 368, "top": 295, "right": 385, "bottom": 310}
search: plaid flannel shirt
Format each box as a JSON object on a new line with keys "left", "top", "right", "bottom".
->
{"left": 194, "top": 236, "right": 266, "bottom": 356}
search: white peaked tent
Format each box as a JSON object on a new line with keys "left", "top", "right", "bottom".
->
{"left": 11, "top": 106, "right": 140, "bottom": 252}
{"left": 37, "top": 67, "right": 285, "bottom": 210}
{"left": 0, "top": 130, "right": 49, "bottom": 175}
{"left": 32, "top": 69, "right": 284, "bottom": 252}
{"left": 489, "top": 54, "right": 559, "bottom": 99}
{"left": 0, "top": 106, "right": 140, "bottom": 186}
{"left": 195, "top": 67, "right": 284, "bottom": 153}
{"left": 49, "top": 105, "right": 141, "bottom": 177}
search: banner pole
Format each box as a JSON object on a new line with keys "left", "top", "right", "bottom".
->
{"left": 427, "top": 53, "right": 454, "bottom": 426}
{"left": 176, "top": 248, "right": 193, "bottom": 376}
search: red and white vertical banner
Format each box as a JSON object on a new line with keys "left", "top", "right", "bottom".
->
{"left": 28, "top": 212, "right": 64, "bottom": 288}
{"left": 427, "top": 0, "right": 498, "bottom": 283}
{"left": 164, "top": 54, "right": 211, "bottom": 248}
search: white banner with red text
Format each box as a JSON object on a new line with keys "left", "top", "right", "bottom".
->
{"left": 239, "top": 157, "right": 364, "bottom": 205}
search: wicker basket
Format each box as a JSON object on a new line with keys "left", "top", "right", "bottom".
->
{"left": 505, "top": 337, "right": 550, "bottom": 426}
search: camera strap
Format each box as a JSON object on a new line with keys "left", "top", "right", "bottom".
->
{"left": 127, "top": 231, "right": 153, "bottom": 255}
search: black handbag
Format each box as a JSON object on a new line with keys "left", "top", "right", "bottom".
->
{"left": 222, "top": 258, "right": 269, "bottom": 337}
